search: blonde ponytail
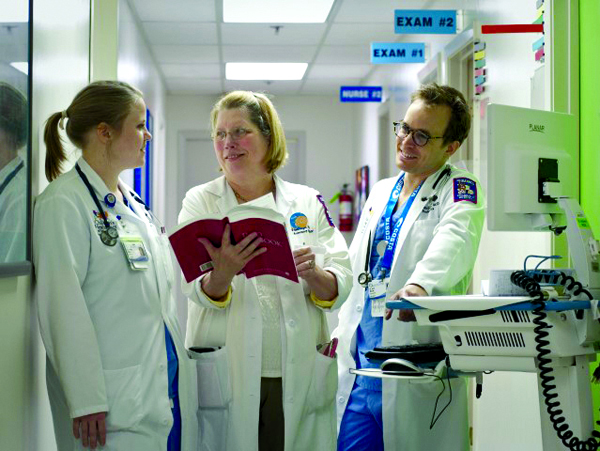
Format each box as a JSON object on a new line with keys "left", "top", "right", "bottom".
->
{"left": 43, "top": 111, "right": 67, "bottom": 182}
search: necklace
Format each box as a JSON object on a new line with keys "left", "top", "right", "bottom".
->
{"left": 233, "top": 188, "right": 248, "bottom": 203}
{"left": 230, "top": 180, "right": 276, "bottom": 204}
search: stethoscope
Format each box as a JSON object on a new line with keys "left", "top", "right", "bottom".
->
{"left": 76, "top": 163, "right": 166, "bottom": 248}
{"left": 357, "top": 165, "right": 452, "bottom": 287}
{"left": 0, "top": 160, "right": 24, "bottom": 197}
{"left": 76, "top": 163, "right": 120, "bottom": 246}
{"left": 419, "top": 165, "right": 452, "bottom": 204}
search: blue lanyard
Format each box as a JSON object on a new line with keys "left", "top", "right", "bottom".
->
{"left": 379, "top": 174, "right": 422, "bottom": 276}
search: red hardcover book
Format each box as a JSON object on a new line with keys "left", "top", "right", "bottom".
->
{"left": 169, "top": 205, "right": 299, "bottom": 284}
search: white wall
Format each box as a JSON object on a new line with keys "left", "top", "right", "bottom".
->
{"left": 0, "top": 1, "right": 91, "bottom": 450}
{"left": 165, "top": 93, "right": 354, "bottom": 230}
{"left": 118, "top": 0, "right": 168, "bottom": 221}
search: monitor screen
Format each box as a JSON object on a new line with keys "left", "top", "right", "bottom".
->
{"left": 486, "top": 104, "right": 578, "bottom": 231}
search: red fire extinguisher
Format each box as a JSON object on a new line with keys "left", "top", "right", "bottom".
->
{"left": 331, "top": 184, "right": 354, "bottom": 232}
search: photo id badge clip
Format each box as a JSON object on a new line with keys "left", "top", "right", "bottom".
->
{"left": 120, "top": 236, "right": 150, "bottom": 270}
{"left": 368, "top": 278, "right": 389, "bottom": 317}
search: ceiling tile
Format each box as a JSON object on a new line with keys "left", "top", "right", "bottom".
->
{"left": 300, "top": 78, "right": 363, "bottom": 95}
{"left": 128, "top": 0, "right": 216, "bottom": 22}
{"left": 315, "top": 46, "right": 371, "bottom": 64}
{"left": 334, "top": 0, "right": 436, "bottom": 23}
{"left": 223, "top": 80, "right": 303, "bottom": 95}
{"left": 166, "top": 77, "right": 222, "bottom": 95}
{"left": 307, "top": 64, "right": 372, "bottom": 79}
{"left": 325, "top": 23, "right": 396, "bottom": 45}
{"left": 221, "top": 23, "right": 326, "bottom": 46}
{"left": 142, "top": 22, "right": 218, "bottom": 45}
{"left": 161, "top": 63, "right": 221, "bottom": 78}
{"left": 152, "top": 45, "right": 220, "bottom": 64}
{"left": 222, "top": 45, "right": 317, "bottom": 63}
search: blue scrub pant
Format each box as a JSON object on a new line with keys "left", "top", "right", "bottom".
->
{"left": 337, "top": 382, "right": 383, "bottom": 451}
{"left": 167, "top": 393, "right": 181, "bottom": 451}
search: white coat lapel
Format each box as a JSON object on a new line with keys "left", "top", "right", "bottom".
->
{"left": 205, "top": 176, "right": 237, "bottom": 214}
{"left": 273, "top": 175, "right": 297, "bottom": 222}
{"left": 389, "top": 165, "right": 448, "bottom": 275}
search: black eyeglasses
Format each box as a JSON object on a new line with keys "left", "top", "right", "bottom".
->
{"left": 393, "top": 121, "right": 444, "bottom": 147}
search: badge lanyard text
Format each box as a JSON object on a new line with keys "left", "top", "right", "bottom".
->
{"left": 378, "top": 174, "right": 422, "bottom": 279}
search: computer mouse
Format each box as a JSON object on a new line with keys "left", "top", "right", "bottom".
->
{"left": 380, "top": 358, "right": 425, "bottom": 375}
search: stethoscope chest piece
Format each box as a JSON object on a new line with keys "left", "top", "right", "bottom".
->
{"left": 100, "top": 226, "right": 119, "bottom": 246}
{"left": 358, "top": 272, "right": 373, "bottom": 287}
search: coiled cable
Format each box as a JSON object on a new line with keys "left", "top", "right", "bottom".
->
{"left": 511, "top": 270, "right": 600, "bottom": 450}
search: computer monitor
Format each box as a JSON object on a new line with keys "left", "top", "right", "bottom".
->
{"left": 486, "top": 104, "right": 578, "bottom": 231}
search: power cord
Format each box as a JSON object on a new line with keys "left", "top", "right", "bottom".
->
{"left": 511, "top": 270, "right": 600, "bottom": 450}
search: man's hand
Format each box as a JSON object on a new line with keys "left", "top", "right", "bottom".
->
{"left": 73, "top": 411, "right": 107, "bottom": 449}
{"left": 385, "top": 284, "right": 427, "bottom": 321}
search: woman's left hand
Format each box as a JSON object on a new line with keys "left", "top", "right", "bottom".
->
{"left": 293, "top": 246, "right": 319, "bottom": 280}
{"left": 293, "top": 246, "right": 338, "bottom": 301}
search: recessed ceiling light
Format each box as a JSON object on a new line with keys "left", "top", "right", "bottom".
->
{"left": 226, "top": 63, "right": 308, "bottom": 80}
{"left": 223, "top": 0, "right": 334, "bottom": 23}
{"left": 10, "top": 62, "right": 28, "bottom": 75}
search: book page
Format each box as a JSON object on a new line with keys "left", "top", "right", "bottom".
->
{"left": 225, "top": 204, "right": 283, "bottom": 224}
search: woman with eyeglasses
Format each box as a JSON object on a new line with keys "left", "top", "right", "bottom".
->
{"left": 334, "top": 84, "right": 485, "bottom": 451}
{"left": 178, "top": 91, "right": 352, "bottom": 451}
{"left": 34, "top": 81, "right": 198, "bottom": 451}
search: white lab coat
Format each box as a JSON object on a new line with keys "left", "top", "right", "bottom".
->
{"left": 333, "top": 164, "right": 485, "bottom": 451}
{"left": 179, "top": 175, "right": 353, "bottom": 451}
{"left": 33, "top": 158, "right": 198, "bottom": 451}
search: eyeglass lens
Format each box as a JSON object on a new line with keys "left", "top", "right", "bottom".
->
{"left": 394, "top": 122, "right": 430, "bottom": 146}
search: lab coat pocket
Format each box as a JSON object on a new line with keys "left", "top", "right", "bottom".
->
{"left": 306, "top": 351, "right": 338, "bottom": 412}
{"left": 103, "top": 365, "right": 143, "bottom": 432}
{"left": 189, "top": 347, "right": 232, "bottom": 408}
{"left": 189, "top": 348, "right": 231, "bottom": 451}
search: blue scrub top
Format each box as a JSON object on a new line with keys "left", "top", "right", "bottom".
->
{"left": 355, "top": 206, "right": 404, "bottom": 391}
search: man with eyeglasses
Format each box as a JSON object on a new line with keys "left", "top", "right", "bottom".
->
{"left": 334, "top": 84, "right": 485, "bottom": 451}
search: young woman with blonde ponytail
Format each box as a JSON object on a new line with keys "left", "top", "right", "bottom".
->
{"left": 34, "top": 80, "right": 198, "bottom": 451}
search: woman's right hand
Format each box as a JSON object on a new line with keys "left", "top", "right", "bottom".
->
{"left": 72, "top": 411, "right": 107, "bottom": 449}
{"left": 198, "top": 224, "right": 266, "bottom": 299}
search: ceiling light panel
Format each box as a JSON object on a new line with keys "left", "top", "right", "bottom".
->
{"left": 223, "top": 0, "right": 334, "bottom": 23}
{"left": 10, "top": 62, "right": 28, "bottom": 75}
{"left": 226, "top": 63, "right": 308, "bottom": 80}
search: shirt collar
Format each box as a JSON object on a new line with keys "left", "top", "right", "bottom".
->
{"left": 0, "top": 155, "right": 24, "bottom": 180}
{"left": 75, "top": 157, "right": 120, "bottom": 203}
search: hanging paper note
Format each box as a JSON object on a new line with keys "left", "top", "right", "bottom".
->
{"left": 532, "top": 36, "right": 544, "bottom": 51}
{"left": 474, "top": 50, "right": 486, "bottom": 60}
{"left": 475, "top": 58, "right": 486, "bottom": 69}
{"left": 535, "top": 47, "right": 545, "bottom": 62}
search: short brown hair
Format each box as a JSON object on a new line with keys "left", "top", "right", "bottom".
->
{"left": 210, "top": 91, "right": 287, "bottom": 173}
{"left": 411, "top": 83, "right": 471, "bottom": 146}
{"left": 43, "top": 80, "right": 143, "bottom": 181}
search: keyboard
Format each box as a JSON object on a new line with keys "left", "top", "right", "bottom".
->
{"left": 365, "top": 342, "right": 446, "bottom": 365}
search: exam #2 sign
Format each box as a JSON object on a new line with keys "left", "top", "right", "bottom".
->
{"left": 394, "top": 10, "right": 457, "bottom": 34}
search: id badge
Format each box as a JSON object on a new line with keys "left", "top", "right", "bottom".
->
{"left": 368, "top": 278, "right": 389, "bottom": 317}
{"left": 120, "top": 236, "right": 150, "bottom": 270}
